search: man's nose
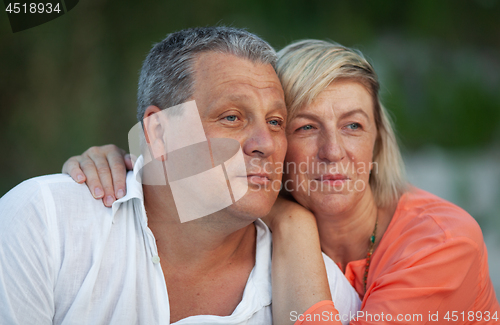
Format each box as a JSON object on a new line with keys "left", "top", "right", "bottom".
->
{"left": 242, "top": 122, "right": 276, "bottom": 158}
{"left": 317, "top": 130, "right": 346, "bottom": 163}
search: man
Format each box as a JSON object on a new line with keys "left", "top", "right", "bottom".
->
{"left": 0, "top": 27, "right": 359, "bottom": 324}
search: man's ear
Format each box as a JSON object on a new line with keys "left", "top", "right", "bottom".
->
{"left": 143, "top": 105, "right": 167, "bottom": 161}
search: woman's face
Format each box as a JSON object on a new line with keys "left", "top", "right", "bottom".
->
{"left": 284, "top": 79, "right": 378, "bottom": 216}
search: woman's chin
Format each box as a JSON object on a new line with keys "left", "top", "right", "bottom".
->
{"left": 292, "top": 190, "right": 350, "bottom": 215}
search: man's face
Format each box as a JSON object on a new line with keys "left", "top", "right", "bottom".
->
{"left": 192, "top": 52, "right": 287, "bottom": 220}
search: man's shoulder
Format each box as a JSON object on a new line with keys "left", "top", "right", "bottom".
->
{"left": 3, "top": 174, "right": 88, "bottom": 197}
{"left": 0, "top": 174, "right": 110, "bottom": 233}
{"left": 1, "top": 174, "right": 100, "bottom": 208}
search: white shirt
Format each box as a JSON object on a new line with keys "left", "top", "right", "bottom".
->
{"left": 0, "top": 160, "right": 360, "bottom": 324}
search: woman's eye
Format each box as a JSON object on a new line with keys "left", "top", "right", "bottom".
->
{"left": 224, "top": 115, "right": 238, "bottom": 122}
{"left": 346, "top": 123, "right": 361, "bottom": 130}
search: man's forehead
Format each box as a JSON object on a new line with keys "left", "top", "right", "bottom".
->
{"left": 193, "top": 52, "right": 281, "bottom": 88}
{"left": 191, "top": 51, "right": 285, "bottom": 112}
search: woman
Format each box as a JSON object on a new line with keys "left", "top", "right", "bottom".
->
{"left": 63, "top": 40, "right": 500, "bottom": 324}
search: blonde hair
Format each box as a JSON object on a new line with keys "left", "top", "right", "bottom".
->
{"left": 277, "top": 40, "right": 407, "bottom": 207}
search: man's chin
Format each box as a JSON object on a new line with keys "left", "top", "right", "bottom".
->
{"left": 226, "top": 190, "right": 277, "bottom": 221}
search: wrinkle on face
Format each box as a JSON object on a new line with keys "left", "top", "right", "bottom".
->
{"left": 184, "top": 51, "right": 287, "bottom": 219}
{"left": 284, "top": 80, "right": 378, "bottom": 217}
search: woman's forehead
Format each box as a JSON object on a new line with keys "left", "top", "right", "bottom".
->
{"left": 293, "top": 80, "right": 375, "bottom": 120}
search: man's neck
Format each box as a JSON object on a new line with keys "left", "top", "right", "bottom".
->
{"left": 142, "top": 183, "right": 257, "bottom": 271}
{"left": 142, "top": 184, "right": 257, "bottom": 321}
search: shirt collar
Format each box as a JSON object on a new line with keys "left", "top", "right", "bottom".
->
{"left": 111, "top": 155, "right": 145, "bottom": 220}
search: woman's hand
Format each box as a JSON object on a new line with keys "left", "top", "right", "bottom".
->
{"left": 261, "top": 196, "right": 316, "bottom": 232}
{"left": 62, "top": 145, "right": 133, "bottom": 207}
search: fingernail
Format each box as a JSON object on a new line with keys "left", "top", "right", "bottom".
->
{"left": 94, "top": 187, "right": 104, "bottom": 198}
{"left": 105, "top": 195, "right": 114, "bottom": 206}
{"left": 77, "top": 174, "right": 84, "bottom": 183}
{"left": 116, "top": 189, "right": 125, "bottom": 199}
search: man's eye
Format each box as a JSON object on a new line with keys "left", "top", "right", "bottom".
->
{"left": 224, "top": 115, "right": 238, "bottom": 122}
{"left": 297, "top": 125, "right": 313, "bottom": 131}
{"left": 268, "top": 119, "right": 283, "bottom": 127}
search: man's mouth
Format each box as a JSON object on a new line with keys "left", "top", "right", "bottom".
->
{"left": 245, "top": 173, "right": 271, "bottom": 185}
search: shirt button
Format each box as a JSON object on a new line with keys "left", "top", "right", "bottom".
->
{"left": 152, "top": 255, "right": 160, "bottom": 264}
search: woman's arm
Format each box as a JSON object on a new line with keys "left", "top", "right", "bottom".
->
{"left": 63, "top": 147, "right": 348, "bottom": 324}
{"left": 265, "top": 197, "right": 340, "bottom": 325}
{"left": 62, "top": 144, "right": 132, "bottom": 207}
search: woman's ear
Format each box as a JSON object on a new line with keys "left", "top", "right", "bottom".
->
{"left": 143, "top": 105, "right": 167, "bottom": 161}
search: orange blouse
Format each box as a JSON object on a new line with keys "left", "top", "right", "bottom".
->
{"left": 296, "top": 187, "right": 500, "bottom": 324}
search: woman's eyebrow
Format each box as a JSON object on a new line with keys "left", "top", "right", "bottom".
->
{"left": 292, "top": 108, "right": 369, "bottom": 122}
{"left": 339, "top": 108, "right": 369, "bottom": 120}
{"left": 291, "top": 112, "right": 322, "bottom": 122}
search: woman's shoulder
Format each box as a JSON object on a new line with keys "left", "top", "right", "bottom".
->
{"left": 387, "top": 186, "right": 485, "bottom": 250}
{"left": 369, "top": 188, "right": 499, "bottom": 316}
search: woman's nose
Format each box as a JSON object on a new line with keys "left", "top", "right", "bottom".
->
{"left": 317, "top": 131, "right": 346, "bottom": 163}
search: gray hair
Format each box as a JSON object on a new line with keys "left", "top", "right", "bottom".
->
{"left": 137, "top": 26, "right": 277, "bottom": 122}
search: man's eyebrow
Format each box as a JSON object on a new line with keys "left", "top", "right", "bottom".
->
{"left": 271, "top": 100, "right": 287, "bottom": 114}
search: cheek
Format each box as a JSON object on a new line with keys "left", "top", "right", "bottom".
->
{"left": 283, "top": 140, "right": 317, "bottom": 191}
{"left": 345, "top": 140, "right": 375, "bottom": 177}
{"left": 275, "top": 134, "right": 288, "bottom": 162}
{"left": 285, "top": 140, "right": 311, "bottom": 170}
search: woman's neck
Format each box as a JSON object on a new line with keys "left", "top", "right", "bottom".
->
{"left": 315, "top": 191, "right": 395, "bottom": 272}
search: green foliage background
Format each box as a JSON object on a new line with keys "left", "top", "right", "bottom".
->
{"left": 1, "top": 0, "right": 499, "bottom": 196}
